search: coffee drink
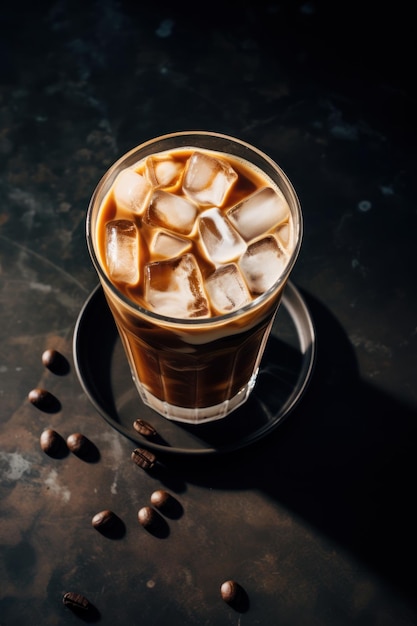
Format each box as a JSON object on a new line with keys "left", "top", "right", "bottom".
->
{"left": 87, "top": 132, "right": 302, "bottom": 423}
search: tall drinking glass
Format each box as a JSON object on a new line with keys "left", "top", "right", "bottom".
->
{"left": 86, "top": 131, "right": 302, "bottom": 424}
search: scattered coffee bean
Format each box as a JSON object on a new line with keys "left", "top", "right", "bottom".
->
{"left": 40, "top": 428, "right": 67, "bottom": 457}
{"left": 65, "top": 433, "right": 99, "bottom": 462}
{"left": 131, "top": 448, "right": 156, "bottom": 470}
{"left": 42, "top": 349, "right": 57, "bottom": 368}
{"left": 28, "top": 388, "right": 48, "bottom": 406}
{"left": 138, "top": 506, "right": 156, "bottom": 528}
{"left": 150, "top": 489, "right": 170, "bottom": 510}
{"left": 67, "top": 433, "right": 88, "bottom": 456}
{"left": 132, "top": 418, "right": 157, "bottom": 438}
{"left": 62, "top": 591, "right": 90, "bottom": 612}
{"left": 138, "top": 505, "right": 169, "bottom": 537}
{"left": 221, "top": 580, "right": 242, "bottom": 604}
{"left": 92, "top": 509, "right": 117, "bottom": 531}
{"left": 150, "top": 489, "right": 182, "bottom": 519}
{"left": 41, "top": 349, "right": 69, "bottom": 375}
{"left": 28, "top": 388, "right": 60, "bottom": 412}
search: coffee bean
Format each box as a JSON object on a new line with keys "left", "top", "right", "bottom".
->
{"left": 62, "top": 591, "right": 90, "bottom": 611}
{"left": 150, "top": 489, "right": 170, "bottom": 510}
{"left": 41, "top": 349, "right": 69, "bottom": 375}
{"left": 28, "top": 388, "right": 49, "bottom": 407}
{"left": 92, "top": 509, "right": 117, "bottom": 530}
{"left": 131, "top": 448, "right": 156, "bottom": 470}
{"left": 28, "top": 388, "right": 60, "bottom": 412}
{"left": 138, "top": 506, "right": 156, "bottom": 528}
{"left": 150, "top": 489, "right": 182, "bottom": 519}
{"left": 132, "top": 418, "right": 157, "bottom": 438}
{"left": 65, "top": 432, "right": 99, "bottom": 462}
{"left": 138, "top": 506, "right": 168, "bottom": 537}
{"left": 220, "top": 580, "right": 249, "bottom": 611}
{"left": 42, "top": 349, "right": 57, "bottom": 368}
{"left": 40, "top": 428, "right": 67, "bottom": 457}
{"left": 220, "top": 580, "right": 241, "bottom": 604}
{"left": 67, "top": 433, "right": 88, "bottom": 456}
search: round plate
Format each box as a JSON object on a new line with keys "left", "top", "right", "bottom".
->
{"left": 73, "top": 282, "right": 316, "bottom": 457}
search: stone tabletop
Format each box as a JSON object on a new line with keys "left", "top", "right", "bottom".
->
{"left": 1, "top": 2, "right": 416, "bottom": 625}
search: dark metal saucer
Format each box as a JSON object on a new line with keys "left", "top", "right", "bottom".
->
{"left": 73, "top": 282, "right": 316, "bottom": 456}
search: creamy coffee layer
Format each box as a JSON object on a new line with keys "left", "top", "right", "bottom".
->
{"left": 96, "top": 148, "right": 294, "bottom": 319}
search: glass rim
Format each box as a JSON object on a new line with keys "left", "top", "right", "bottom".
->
{"left": 86, "top": 130, "right": 303, "bottom": 327}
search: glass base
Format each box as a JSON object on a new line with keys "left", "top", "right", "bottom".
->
{"left": 133, "top": 370, "right": 259, "bottom": 424}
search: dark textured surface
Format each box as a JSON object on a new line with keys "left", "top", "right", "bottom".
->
{"left": 1, "top": 2, "right": 416, "bottom": 624}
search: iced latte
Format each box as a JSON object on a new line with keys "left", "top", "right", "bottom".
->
{"left": 87, "top": 132, "right": 302, "bottom": 423}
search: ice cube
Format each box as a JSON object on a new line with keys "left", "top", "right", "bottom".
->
{"left": 198, "top": 207, "right": 246, "bottom": 264}
{"left": 276, "top": 221, "right": 292, "bottom": 249}
{"left": 113, "top": 168, "right": 152, "bottom": 214}
{"left": 239, "top": 236, "right": 287, "bottom": 294}
{"left": 146, "top": 190, "right": 198, "bottom": 235}
{"left": 227, "top": 187, "right": 290, "bottom": 241}
{"left": 150, "top": 231, "right": 191, "bottom": 258}
{"left": 183, "top": 151, "right": 238, "bottom": 207}
{"left": 105, "top": 219, "right": 140, "bottom": 284}
{"left": 145, "top": 253, "right": 210, "bottom": 318}
{"left": 205, "top": 264, "right": 251, "bottom": 314}
{"left": 145, "top": 155, "right": 183, "bottom": 188}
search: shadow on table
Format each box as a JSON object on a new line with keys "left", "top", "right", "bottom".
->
{"left": 172, "top": 289, "right": 417, "bottom": 605}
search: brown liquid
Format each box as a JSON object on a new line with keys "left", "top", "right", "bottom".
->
{"left": 94, "top": 147, "right": 294, "bottom": 414}
{"left": 105, "top": 291, "right": 277, "bottom": 409}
